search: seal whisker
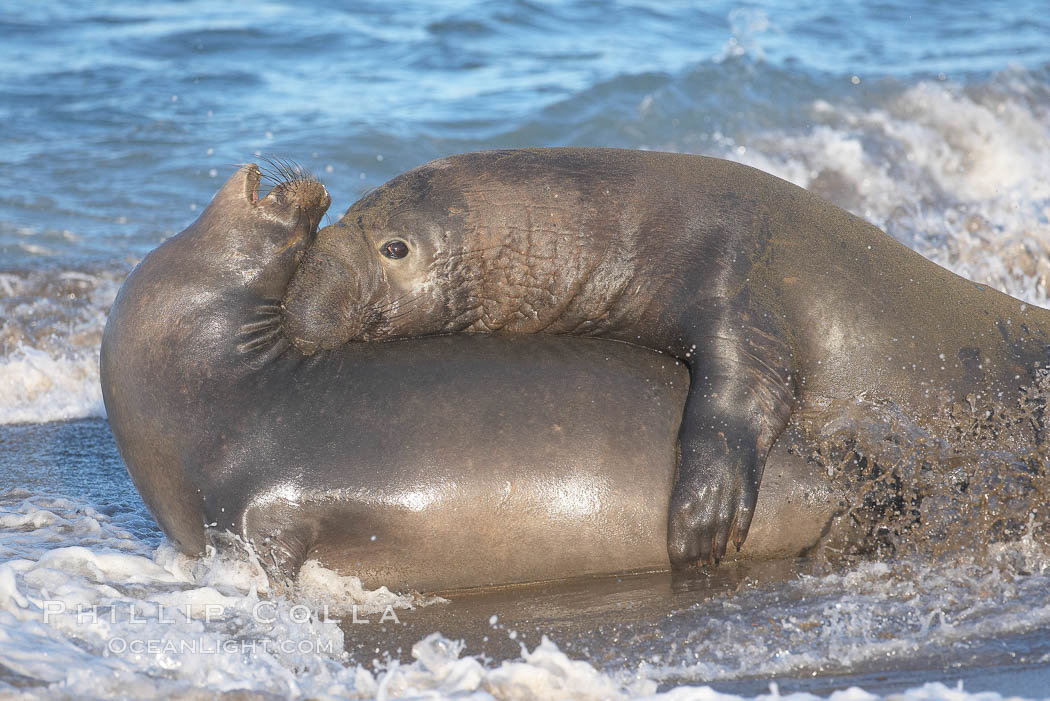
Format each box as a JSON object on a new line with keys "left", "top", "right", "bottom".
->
{"left": 245, "top": 337, "right": 290, "bottom": 369}
{"left": 383, "top": 305, "right": 421, "bottom": 323}
{"left": 238, "top": 319, "right": 281, "bottom": 337}
{"left": 257, "top": 155, "right": 319, "bottom": 188}
{"left": 257, "top": 162, "right": 286, "bottom": 185}
{"left": 282, "top": 157, "right": 315, "bottom": 184}
{"left": 250, "top": 304, "right": 283, "bottom": 320}
{"left": 277, "top": 156, "right": 306, "bottom": 181}
{"left": 272, "top": 158, "right": 298, "bottom": 184}
{"left": 373, "top": 297, "right": 424, "bottom": 327}
{"left": 357, "top": 293, "right": 424, "bottom": 336}
{"left": 372, "top": 292, "right": 420, "bottom": 315}
{"left": 265, "top": 156, "right": 295, "bottom": 181}
{"left": 237, "top": 328, "right": 282, "bottom": 353}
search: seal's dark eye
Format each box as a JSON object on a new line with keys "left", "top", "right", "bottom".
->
{"left": 381, "top": 240, "right": 409, "bottom": 259}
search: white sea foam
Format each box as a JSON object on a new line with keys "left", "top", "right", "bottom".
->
{"left": 707, "top": 70, "right": 1050, "bottom": 307}
{"left": 0, "top": 269, "right": 122, "bottom": 425}
{"left": 0, "top": 493, "right": 435, "bottom": 698}
{"left": 0, "top": 345, "right": 104, "bottom": 425}
{"left": 637, "top": 546, "right": 1050, "bottom": 685}
{"left": 2, "top": 490, "right": 1050, "bottom": 699}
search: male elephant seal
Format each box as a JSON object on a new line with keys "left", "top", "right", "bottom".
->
{"left": 281, "top": 147, "right": 1050, "bottom": 568}
{"left": 101, "top": 165, "right": 843, "bottom": 593}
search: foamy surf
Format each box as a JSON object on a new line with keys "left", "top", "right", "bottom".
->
{"left": 2, "top": 487, "right": 1050, "bottom": 700}
{"left": 0, "top": 491, "right": 437, "bottom": 698}
{"left": 0, "top": 269, "right": 123, "bottom": 425}
{"left": 0, "top": 346, "right": 104, "bottom": 425}
{"left": 704, "top": 69, "right": 1050, "bottom": 307}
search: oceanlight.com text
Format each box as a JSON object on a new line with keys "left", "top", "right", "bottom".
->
{"left": 106, "top": 637, "right": 337, "bottom": 655}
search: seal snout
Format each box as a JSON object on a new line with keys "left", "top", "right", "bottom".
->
{"left": 282, "top": 247, "right": 361, "bottom": 356}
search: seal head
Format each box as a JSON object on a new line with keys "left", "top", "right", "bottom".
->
{"left": 281, "top": 170, "right": 463, "bottom": 353}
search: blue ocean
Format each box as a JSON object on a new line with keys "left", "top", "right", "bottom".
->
{"left": 2, "top": 2, "right": 1050, "bottom": 698}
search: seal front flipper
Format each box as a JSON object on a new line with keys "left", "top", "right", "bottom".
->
{"left": 249, "top": 525, "right": 316, "bottom": 590}
{"left": 668, "top": 338, "right": 796, "bottom": 567}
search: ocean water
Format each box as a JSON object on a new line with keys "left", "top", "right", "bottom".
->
{"left": 2, "top": 1, "right": 1050, "bottom": 698}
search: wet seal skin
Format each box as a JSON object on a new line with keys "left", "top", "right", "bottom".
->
{"left": 102, "top": 162, "right": 330, "bottom": 555}
{"left": 281, "top": 147, "right": 1050, "bottom": 569}
{"left": 100, "top": 164, "right": 845, "bottom": 593}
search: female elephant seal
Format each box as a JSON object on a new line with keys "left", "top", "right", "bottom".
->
{"left": 281, "top": 147, "right": 1050, "bottom": 568}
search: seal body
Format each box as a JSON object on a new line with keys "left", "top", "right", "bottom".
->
{"left": 101, "top": 166, "right": 842, "bottom": 592}
{"left": 281, "top": 148, "right": 1050, "bottom": 567}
